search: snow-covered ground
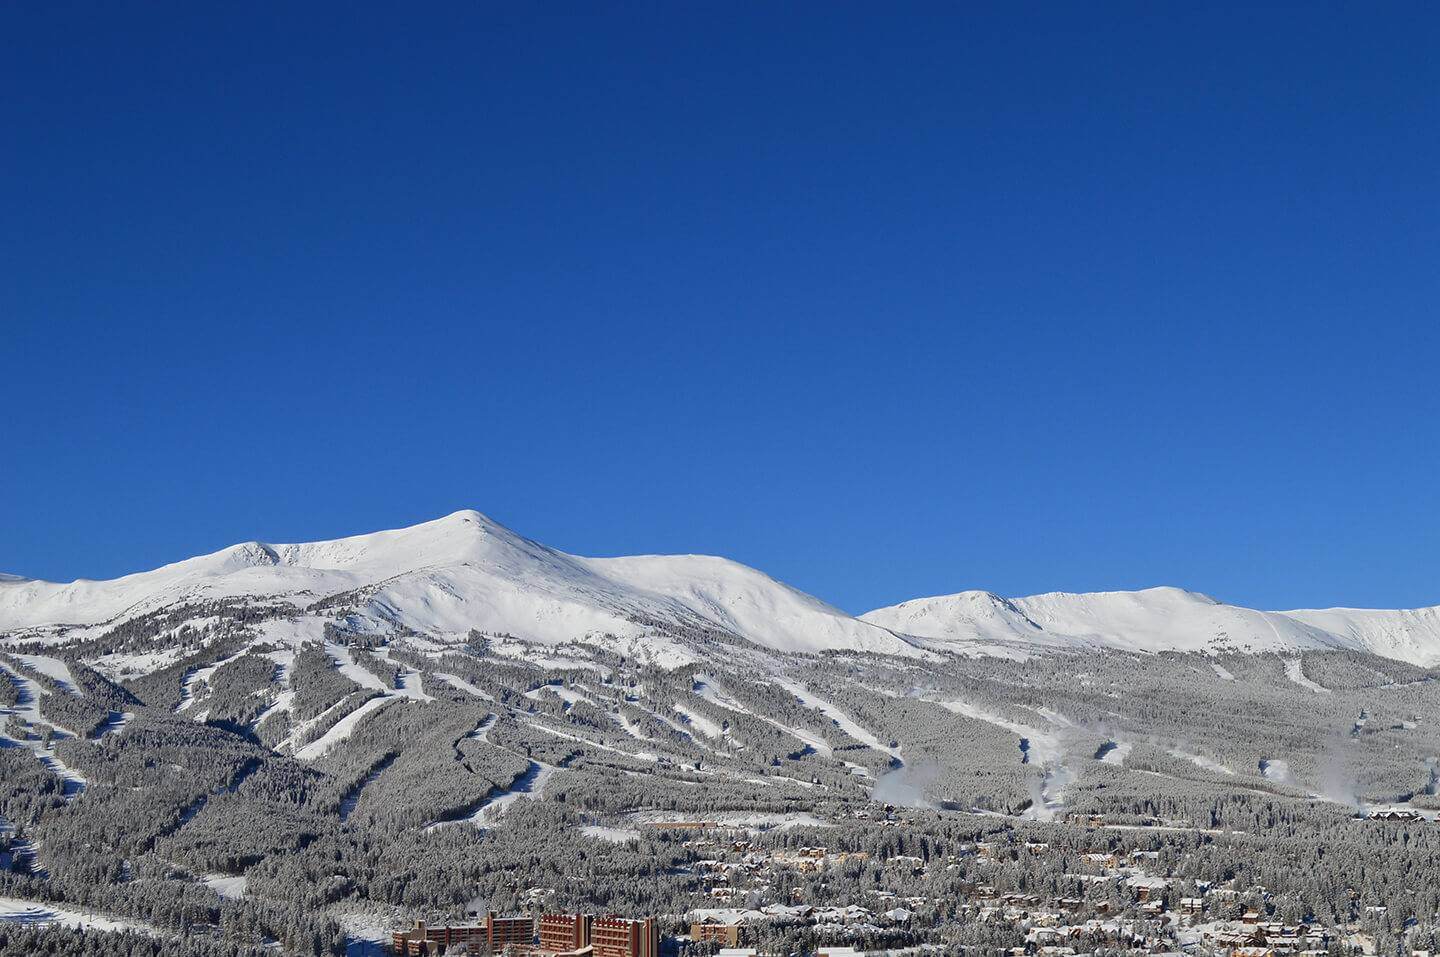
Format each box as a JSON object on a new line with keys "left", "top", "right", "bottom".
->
{"left": 774, "top": 677, "right": 900, "bottom": 759}
{"left": 324, "top": 642, "right": 391, "bottom": 693}
{"left": 176, "top": 648, "right": 249, "bottom": 714}
{"left": 612, "top": 710, "right": 655, "bottom": 742}
{"left": 424, "top": 759, "right": 556, "bottom": 832}
{"left": 294, "top": 696, "right": 395, "bottom": 760}
{"left": 0, "top": 510, "right": 920, "bottom": 662}
{"left": 370, "top": 646, "right": 434, "bottom": 702}
{"left": 339, "top": 754, "right": 397, "bottom": 822}
{"left": 623, "top": 695, "right": 724, "bottom": 752}
{"left": 9, "top": 509, "right": 1440, "bottom": 670}
{"left": 681, "top": 676, "right": 832, "bottom": 758}
{"left": 1260, "top": 758, "right": 1292, "bottom": 783}
{"left": 1169, "top": 748, "right": 1237, "bottom": 776}
{"left": 674, "top": 704, "right": 724, "bottom": 739}
{"left": 91, "top": 709, "right": 133, "bottom": 740}
{"left": 1096, "top": 740, "right": 1133, "bottom": 765}
{"left": 202, "top": 873, "right": 248, "bottom": 901}
{"left": 327, "top": 907, "right": 397, "bottom": 957}
{"left": 691, "top": 676, "right": 748, "bottom": 713}
{"left": 524, "top": 720, "right": 658, "bottom": 762}
{"left": 434, "top": 672, "right": 493, "bottom": 700}
{"left": 864, "top": 586, "right": 1440, "bottom": 664}
{"left": 630, "top": 810, "right": 833, "bottom": 832}
{"left": 1283, "top": 656, "right": 1330, "bottom": 694}
{"left": 0, "top": 895, "right": 164, "bottom": 936}
{"left": 0, "top": 662, "right": 87, "bottom": 799}
{"left": 580, "top": 824, "right": 640, "bottom": 843}
{"left": 934, "top": 697, "right": 1052, "bottom": 761}
{"left": 523, "top": 683, "right": 593, "bottom": 708}
{"left": 10, "top": 654, "right": 80, "bottom": 695}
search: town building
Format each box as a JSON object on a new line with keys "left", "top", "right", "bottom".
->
{"left": 391, "top": 913, "right": 537, "bottom": 955}
{"left": 692, "top": 915, "right": 746, "bottom": 946}
{"left": 539, "top": 912, "right": 593, "bottom": 953}
{"left": 392, "top": 920, "right": 485, "bottom": 956}
{"left": 592, "top": 916, "right": 659, "bottom": 957}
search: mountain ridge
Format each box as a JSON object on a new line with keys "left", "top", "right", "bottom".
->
{"left": 0, "top": 510, "right": 918, "bottom": 660}
{"left": 3, "top": 509, "right": 1438, "bottom": 665}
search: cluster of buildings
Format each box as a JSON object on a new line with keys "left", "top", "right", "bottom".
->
{"left": 693, "top": 841, "right": 877, "bottom": 898}
{"left": 690, "top": 902, "right": 920, "bottom": 945}
{"left": 392, "top": 912, "right": 659, "bottom": 957}
{"left": 391, "top": 806, "right": 1428, "bottom": 957}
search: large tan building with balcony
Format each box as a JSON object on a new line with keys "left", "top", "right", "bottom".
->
{"left": 592, "top": 917, "right": 659, "bottom": 957}
{"left": 538, "top": 912, "right": 593, "bottom": 953}
{"left": 391, "top": 913, "right": 536, "bottom": 956}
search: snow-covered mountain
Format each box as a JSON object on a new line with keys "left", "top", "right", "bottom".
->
{"left": 0, "top": 510, "right": 918, "bottom": 660}
{"left": 3, "top": 511, "right": 1437, "bottom": 667}
{"left": 862, "top": 586, "right": 1440, "bottom": 665}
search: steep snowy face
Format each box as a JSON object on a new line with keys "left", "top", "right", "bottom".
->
{"left": 863, "top": 586, "right": 1440, "bottom": 664}
{"left": 1280, "top": 605, "right": 1440, "bottom": 666}
{"left": 854, "top": 590, "right": 1049, "bottom": 648}
{"left": 0, "top": 510, "right": 919, "bottom": 658}
{"left": 584, "top": 553, "right": 915, "bottom": 656}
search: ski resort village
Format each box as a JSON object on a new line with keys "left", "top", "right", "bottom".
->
{"left": 4, "top": 514, "right": 1440, "bottom": 957}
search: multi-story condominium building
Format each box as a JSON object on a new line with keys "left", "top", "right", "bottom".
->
{"left": 538, "top": 912, "right": 593, "bottom": 953}
{"left": 592, "top": 916, "right": 659, "bottom": 957}
{"left": 692, "top": 917, "right": 745, "bottom": 946}
{"left": 391, "top": 913, "right": 536, "bottom": 956}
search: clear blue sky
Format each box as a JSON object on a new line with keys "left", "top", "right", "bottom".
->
{"left": 3, "top": 3, "right": 1437, "bottom": 613}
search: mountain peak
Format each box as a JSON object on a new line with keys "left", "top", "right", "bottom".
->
{"left": 434, "top": 508, "right": 503, "bottom": 530}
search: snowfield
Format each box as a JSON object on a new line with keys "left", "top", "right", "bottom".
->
{"left": 9, "top": 654, "right": 80, "bottom": 694}
{"left": 0, "top": 895, "right": 163, "bottom": 936}
{"left": 863, "top": 585, "right": 1440, "bottom": 664}
{"left": 0, "top": 510, "right": 920, "bottom": 661}
{"left": 5, "top": 510, "right": 1440, "bottom": 668}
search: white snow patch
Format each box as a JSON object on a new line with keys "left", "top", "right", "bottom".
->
{"left": 424, "top": 760, "right": 555, "bottom": 832}
{"left": 613, "top": 710, "right": 655, "bottom": 742}
{"left": 1260, "top": 758, "right": 1292, "bottom": 783}
{"left": 1169, "top": 749, "right": 1237, "bottom": 776}
{"left": 324, "top": 642, "right": 391, "bottom": 693}
{"left": 0, "top": 895, "right": 164, "bottom": 936}
{"left": 294, "top": 696, "right": 395, "bottom": 760}
{"left": 0, "top": 662, "right": 86, "bottom": 799}
{"left": 435, "top": 673, "right": 494, "bottom": 700}
{"left": 203, "top": 873, "right": 248, "bottom": 901}
{"left": 176, "top": 648, "right": 249, "bottom": 714}
{"left": 524, "top": 684, "right": 593, "bottom": 708}
{"left": 1283, "top": 657, "right": 1330, "bottom": 694}
{"left": 580, "top": 824, "right": 640, "bottom": 843}
{"left": 774, "top": 677, "right": 899, "bottom": 759}
{"left": 674, "top": 704, "right": 724, "bottom": 740}
{"left": 1098, "top": 741, "right": 1133, "bottom": 765}
{"left": 92, "top": 710, "right": 134, "bottom": 740}
{"left": 10, "top": 655, "right": 80, "bottom": 695}
{"left": 370, "top": 647, "right": 434, "bottom": 701}
{"left": 523, "top": 721, "right": 658, "bottom": 761}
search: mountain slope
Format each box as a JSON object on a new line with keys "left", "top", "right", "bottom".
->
{"left": 862, "top": 586, "right": 1440, "bottom": 664}
{"left": 0, "top": 510, "right": 918, "bottom": 659}
{"left": 5, "top": 511, "right": 1437, "bottom": 666}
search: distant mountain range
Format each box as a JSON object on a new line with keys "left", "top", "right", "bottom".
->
{"left": 3, "top": 509, "right": 1438, "bottom": 666}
